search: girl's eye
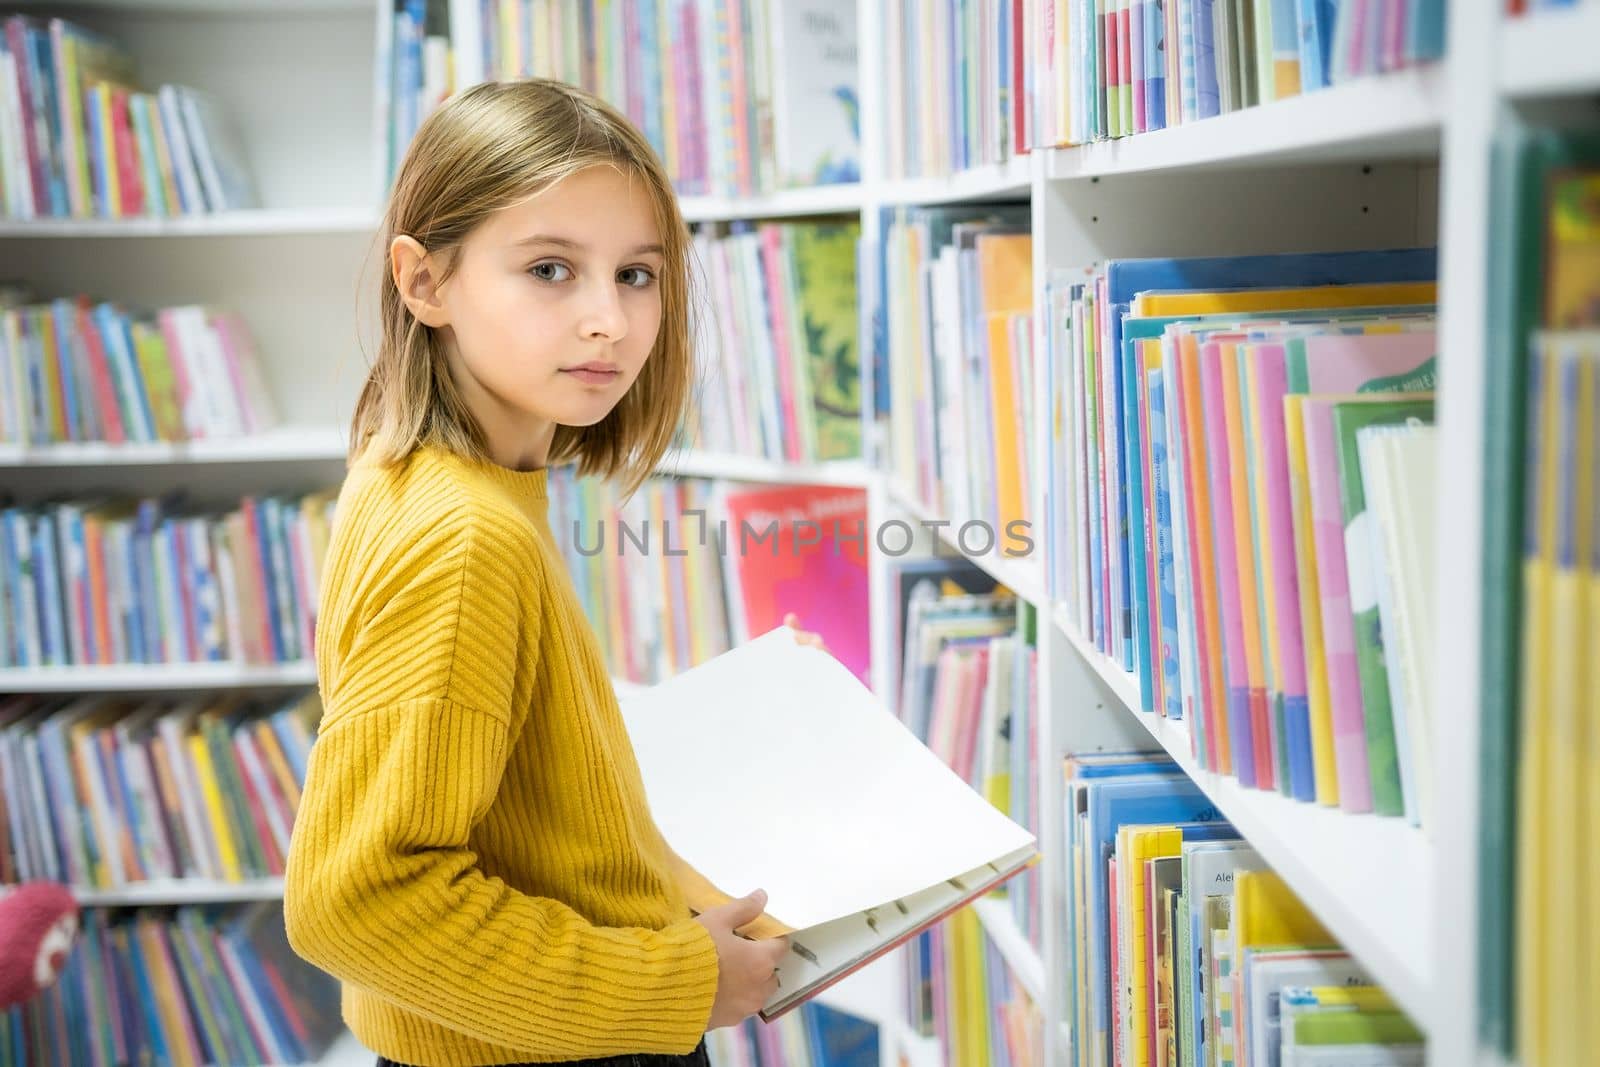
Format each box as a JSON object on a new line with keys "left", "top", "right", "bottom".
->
{"left": 529, "top": 261, "right": 573, "bottom": 283}
{"left": 618, "top": 267, "right": 656, "bottom": 289}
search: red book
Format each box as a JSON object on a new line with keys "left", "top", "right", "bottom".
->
{"left": 109, "top": 87, "right": 144, "bottom": 217}
{"left": 719, "top": 484, "right": 870, "bottom": 686}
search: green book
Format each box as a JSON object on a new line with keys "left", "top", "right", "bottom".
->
{"left": 787, "top": 222, "right": 861, "bottom": 461}
{"left": 1478, "top": 125, "right": 1600, "bottom": 1054}
{"left": 1329, "top": 398, "right": 1435, "bottom": 817}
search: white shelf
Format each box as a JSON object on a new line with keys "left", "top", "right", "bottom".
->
{"left": 889, "top": 1018, "right": 944, "bottom": 1067}
{"left": 0, "top": 208, "right": 380, "bottom": 238}
{"left": 1050, "top": 606, "right": 1432, "bottom": 1026}
{"left": 678, "top": 184, "right": 864, "bottom": 221}
{"left": 1044, "top": 67, "right": 1446, "bottom": 179}
{"left": 877, "top": 157, "right": 1034, "bottom": 205}
{"left": 1500, "top": 8, "right": 1600, "bottom": 98}
{"left": 0, "top": 425, "right": 348, "bottom": 467}
{"left": 970, "top": 897, "right": 1046, "bottom": 1006}
{"left": 298, "top": 1030, "right": 372, "bottom": 1067}
{"left": 0, "top": 660, "right": 317, "bottom": 692}
{"left": 884, "top": 485, "right": 1049, "bottom": 608}
{"left": 12, "top": 0, "right": 370, "bottom": 10}
{"left": 73, "top": 877, "right": 287, "bottom": 908}
{"left": 660, "top": 450, "right": 874, "bottom": 487}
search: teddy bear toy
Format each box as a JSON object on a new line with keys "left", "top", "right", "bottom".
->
{"left": 0, "top": 882, "right": 79, "bottom": 1010}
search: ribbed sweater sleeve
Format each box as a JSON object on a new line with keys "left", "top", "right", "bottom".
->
{"left": 283, "top": 494, "right": 719, "bottom": 1059}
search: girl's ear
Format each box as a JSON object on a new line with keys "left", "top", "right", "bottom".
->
{"left": 391, "top": 235, "right": 451, "bottom": 328}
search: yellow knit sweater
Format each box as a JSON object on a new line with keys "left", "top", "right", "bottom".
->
{"left": 283, "top": 446, "right": 719, "bottom": 1066}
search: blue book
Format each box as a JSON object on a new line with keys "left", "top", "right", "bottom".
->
{"left": 1146, "top": 0, "right": 1167, "bottom": 131}
{"left": 1192, "top": 0, "right": 1221, "bottom": 119}
{"left": 1149, "top": 364, "right": 1183, "bottom": 719}
{"left": 32, "top": 513, "right": 67, "bottom": 667}
{"left": 1295, "top": 0, "right": 1336, "bottom": 91}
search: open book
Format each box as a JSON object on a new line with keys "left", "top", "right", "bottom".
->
{"left": 617, "top": 627, "right": 1038, "bottom": 1021}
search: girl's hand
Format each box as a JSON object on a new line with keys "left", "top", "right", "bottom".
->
{"left": 783, "top": 613, "right": 826, "bottom": 653}
{"left": 695, "top": 890, "right": 789, "bottom": 1029}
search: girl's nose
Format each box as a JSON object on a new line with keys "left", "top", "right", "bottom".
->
{"left": 580, "top": 280, "right": 629, "bottom": 341}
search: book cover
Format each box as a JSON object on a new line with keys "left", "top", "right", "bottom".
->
{"left": 618, "top": 629, "right": 1036, "bottom": 1021}
{"left": 720, "top": 484, "right": 869, "bottom": 686}
{"left": 1329, "top": 396, "right": 1434, "bottom": 817}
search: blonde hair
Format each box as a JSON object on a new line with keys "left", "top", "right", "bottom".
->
{"left": 351, "top": 78, "right": 692, "bottom": 496}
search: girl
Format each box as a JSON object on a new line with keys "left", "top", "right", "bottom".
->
{"left": 283, "top": 78, "right": 794, "bottom": 1067}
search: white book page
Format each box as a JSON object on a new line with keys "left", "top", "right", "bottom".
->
{"left": 765, "top": 845, "right": 1036, "bottom": 1017}
{"left": 619, "top": 628, "right": 1037, "bottom": 931}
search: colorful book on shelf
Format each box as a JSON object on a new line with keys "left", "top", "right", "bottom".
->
{"left": 618, "top": 628, "right": 1037, "bottom": 1022}
{"left": 718, "top": 483, "right": 869, "bottom": 687}
{"left": 1355, "top": 422, "right": 1439, "bottom": 829}
{"left": 1103, "top": 249, "right": 1437, "bottom": 714}
{"left": 1321, "top": 394, "right": 1435, "bottom": 818}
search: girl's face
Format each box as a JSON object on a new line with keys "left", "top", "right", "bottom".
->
{"left": 429, "top": 164, "right": 666, "bottom": 468}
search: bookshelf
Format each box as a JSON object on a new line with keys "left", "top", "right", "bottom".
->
{"left": 0, "top": 0, "right": 1576, "bottom": 1065}
{"left": 1499, "top": 5, "right": 1600, "bottom": 97}
{"left": 0, "top": 660, "right": 318, "bottom": 692}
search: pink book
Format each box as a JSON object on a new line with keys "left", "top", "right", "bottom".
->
{"left": 756, "top": 226, "right": 801, "bottom": 461}
{"left": 1291, "top": 330, "right": 1436, "bottom": 810}
{"left": 1200, "top": 339, "right": 1257, "bottom": 786}
{"left": 1109, "top": 856, "right": 1123, "bottom": 1067}
{"left": 1301, "top": 396, "right": 1372, "bottom": 811}
{"left": 77, "top": 303, "right": 126, "bottom": 444}
{"left": 1242, "top": 341, "right": 1311, "bottom": 794}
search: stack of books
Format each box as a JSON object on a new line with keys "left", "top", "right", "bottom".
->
{"left": 383, "top": 0, "right": 862, "bottom": 198}
{"left": 548, "top": 469, "right": 733, "bottom": 685}
{"left": 0, "top": 691, "right": 319, "bottom": 888}
{"left": 1062, "top": 753, "right": 1423, "bottom": 1067}
{"left": 872, "top": 204, "right": 1033, "bottom": 531}
{"left": 0, "top": 902, "right": 344, "bottom": 1067}
{"left": 1479, "top": 123, "right": 1600, "bottom": 1067}
{"left": 1, "top": 295, "right": 280, "bottom": 447}
{"left": 1043, "top": 248, "right": 1441, "bottom": 823}
{"left": 0, "top": 14, "right": 259, "bottom": 220}
{"left": 689, "top": 220, "right": 862, "bottom": 464}
{"left": 1029, "top": 0, "right": 1447, "bottom": 148}
{"left": 1, "top": 489, "right": 337, "bottom": 668}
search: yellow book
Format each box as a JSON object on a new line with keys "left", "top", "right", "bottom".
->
{"left": 1290, "top": 984, "right": 1397, "bottom": 1011}
{"left": 978, "top": 234, "right": 1033, "bottom": 530}
{"left": 1218, "top": 339, "right": 1272, "bottom": 785}
{"left": 93, "top": 83, "right": 121, "bottom": 217}
{"left": 1284, "top": 396, "right": 1339, "bottom": 806}
{"left": 1539, "top": 334, "right": 1591, "bottom": 1067}
{"left": 1232, "top": 870, "right": 1334, "bottom": 949}
{"left": 1515, "top": 345, "right": 1560, "bottom": 1067}
{"left": 138, "top": 917, "right": 199, "bottom": 1067}
{"left": 253, "top": 719, "right": 302, "bottom": 813}
{"left": 187, "top": 731, "right": 242, "bottom": 881}
{"left": 1232, "top": 870, "right": 1336, "bottom": 1064}
{"left": 37, "top": 312, "right": 66, "bottom": 441}
{"left": 1580, "top": 341, "right": 1600, "bottom": 1067}
{"left": 963, "top": 908, "right": 991, "bottom": 1067}
{"left": 1130, "top": 281, "right": 1437, "bottom": 317}
{"left": 1120, "top": 826, "right": 1183, "bottom": 1067}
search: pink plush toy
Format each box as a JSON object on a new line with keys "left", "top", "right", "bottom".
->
{"left": 0, "top": 882, "right": 79, "bottom": 1009}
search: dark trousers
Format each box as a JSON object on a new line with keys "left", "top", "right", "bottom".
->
{"left": 375, "top": 1040, "right": 711, "bottom": 1067}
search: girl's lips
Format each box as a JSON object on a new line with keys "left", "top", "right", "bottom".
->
{"left": 562, "top": 367, "right": 622, "bottom": 385}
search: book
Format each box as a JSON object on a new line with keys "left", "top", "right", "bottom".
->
{"left": 1328, "top": 396, "right": 1434, "bottom": 817}
{"left": 615, "top": 627, "right": 1037, "bottom": 1021}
